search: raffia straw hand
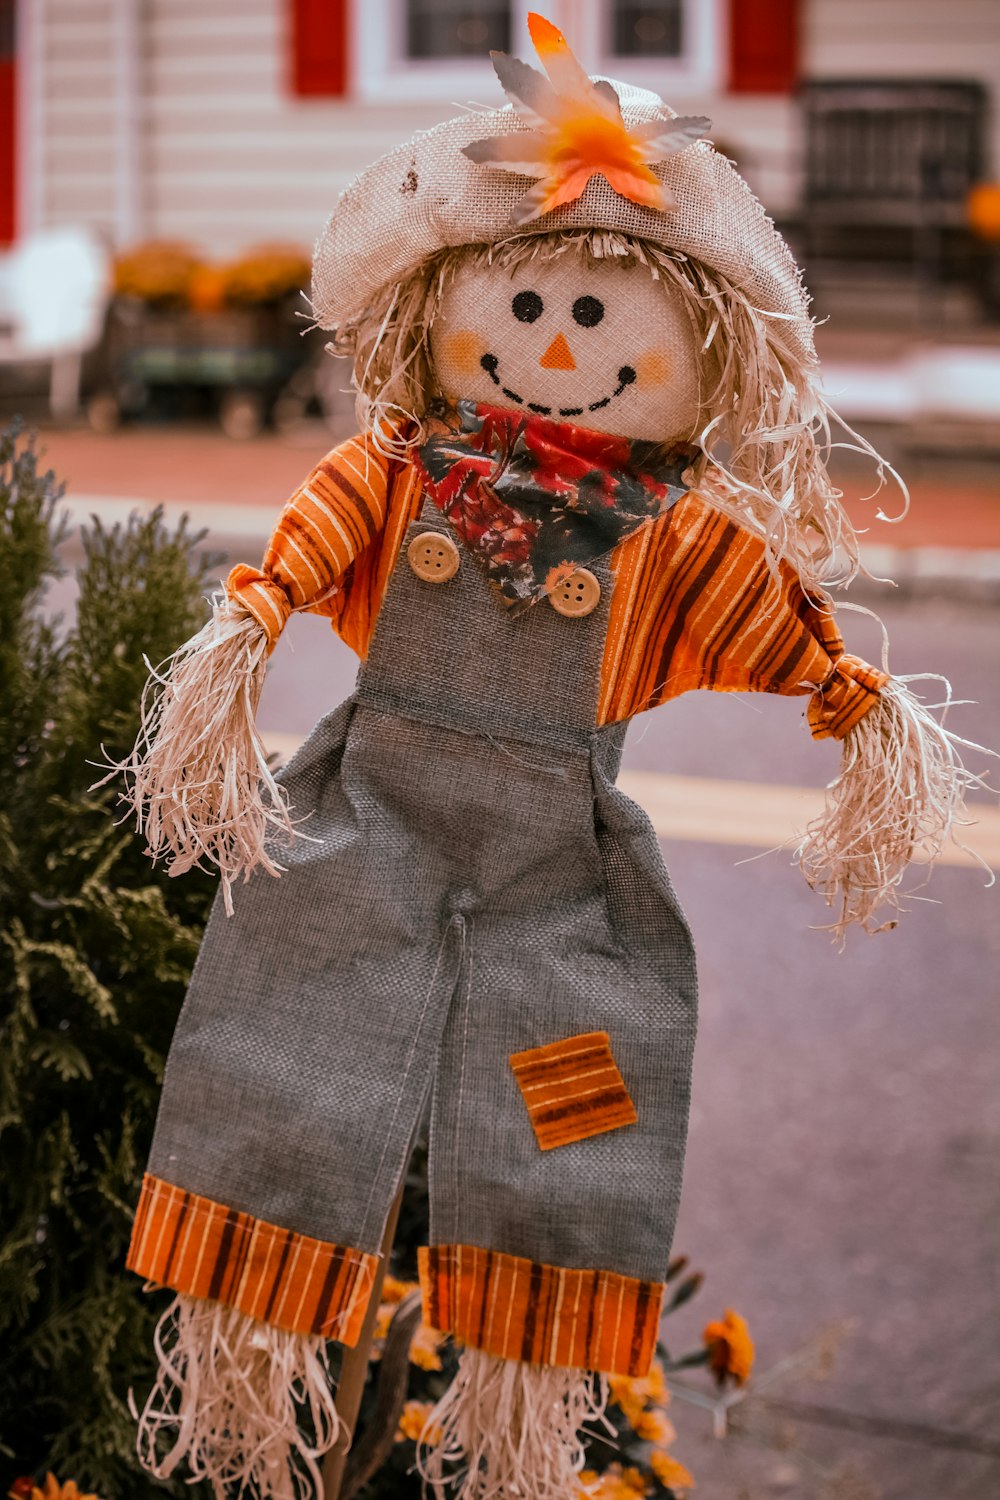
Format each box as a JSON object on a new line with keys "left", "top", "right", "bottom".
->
{"left": 102, "top": 593, "right": 296, "bottom": 914}
{"left": 796, "top": 667, "right": 995, "bottom": 941}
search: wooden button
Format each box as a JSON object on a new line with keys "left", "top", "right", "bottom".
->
{"left": 407, "top": 531, "right": 460, "bottom": 583}
{"left": 548, "top": 568, "right": 601, "bottom": 618}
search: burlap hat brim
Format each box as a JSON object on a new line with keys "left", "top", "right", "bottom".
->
{"left": 312, "top": 81, "right": 814, "bottom": 364}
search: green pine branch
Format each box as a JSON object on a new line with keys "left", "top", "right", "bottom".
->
{"left": 0, "top": 423, "right": 219, "bottom": 1497}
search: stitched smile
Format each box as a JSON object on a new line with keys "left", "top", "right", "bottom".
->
{"left": 479, "top": 354, "right": 636, "bottom": 417}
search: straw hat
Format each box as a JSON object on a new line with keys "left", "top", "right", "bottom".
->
{"left": 312, "top": 17, "right": 814, "bottom": 363}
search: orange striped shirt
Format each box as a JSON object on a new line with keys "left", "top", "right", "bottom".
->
{"left": 227, "top": 432, "right": 885, "bottom": 740}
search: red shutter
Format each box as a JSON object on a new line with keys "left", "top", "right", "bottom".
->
{"left": 291, "top": 0, "right": 349, "bottom": 97}
{"left": 0, "top": 1, "right": 14, "bottom": 243}
{"left": 728, "top": 0, "right": 798, "bottom": 95}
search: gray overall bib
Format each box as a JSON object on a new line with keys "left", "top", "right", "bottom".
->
{"left": 145, "top": 498, "right": 698, "bottom": 1346}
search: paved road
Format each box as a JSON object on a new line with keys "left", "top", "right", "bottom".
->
{"left": 256, "top": 596, "right": 999, "bottom": 1500}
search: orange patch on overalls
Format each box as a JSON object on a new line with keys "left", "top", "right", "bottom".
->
{"left": 509, "top": 1030, "right": 638, "bottom": 1150}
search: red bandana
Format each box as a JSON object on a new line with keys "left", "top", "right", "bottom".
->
{"left": 414, "top": 400, "right": 695, "bottom": 614}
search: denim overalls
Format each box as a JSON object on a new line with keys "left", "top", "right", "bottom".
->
{"left": 143, "top": 495, "right": 698, "bottom": 1368}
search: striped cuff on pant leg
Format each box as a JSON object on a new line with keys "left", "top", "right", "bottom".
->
{"left": 419, "top": 1243, "right": 663, "bottom": 1377}
{"left": 127, "top": 1173, "right": 377, "bottom": 1344}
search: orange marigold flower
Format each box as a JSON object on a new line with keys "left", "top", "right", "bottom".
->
{"left": 15, "top": 1478, "right": 100, "bottom": 1500}
{"left": 608, "top": 1374, "right": 647, "bottom": 1430}
{"left": 650, "top": 1449, "right": 695, "bottom": 1492}
{"left": 396, "top": 1400, "right": 442, "bottom": 1446}
{"left": 381, "top": 1274, "right": 419, "bottom": 1305}
{"left": 633, "top": 1406, "right": 676, "bottom": 1445}
{"left": 644, "top": 1359, "right": 669, "bottom": 1406}
{"left": 113, "top": 242, "right": 201, "bottom": 304}
{"left": 373, "top": 1304, "right": 394, "bottom": 1342}
{"left": 409, "top": 1323, "right": 444, "bottom": 1371}
{"left": 222, "top": 244, "right": 312, "bottom": 305}
{"left": 580, "top": 1464, "right": 650, "bottom": 1498}
{"left": 610, "top": 1361, "right": 670, "bottom": 1419}
{"left": 702, "top": 1308, "right": 754, "bottom": 1387}
{"left": 621, "top": 1467, "right": 650, "bottom": 1494}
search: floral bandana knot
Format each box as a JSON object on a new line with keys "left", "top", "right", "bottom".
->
{"left": 414, "top": 399, "right": 695, "bottom": 614}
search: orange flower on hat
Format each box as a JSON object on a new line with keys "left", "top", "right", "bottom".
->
{"left": 702, "top": 1308, "right": 754, "bottom": 1387}
{"left": 464, "top": 12, "right": 710, "bottom": 226}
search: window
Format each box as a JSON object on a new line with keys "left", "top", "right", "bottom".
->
{"left": 405, "top": 0, "right": 510, "bottom": 60}
{"left": 348, "top": 0, "right": 720, "bottom": 102}
{"left": 293, "top": 0, "right": 798, "bottom": 106}
{"left": 354, "top": 0, "right": 526, "bottom": 101}
{"left": 599, "top": 0, "right": 720, "bottom": 95}
{"left": 611, "top": 2, "right": 683, "bottom": 60}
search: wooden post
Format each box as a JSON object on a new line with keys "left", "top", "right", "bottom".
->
{"left": 322, "top": 1181, "right": 405, "bottom": 1499}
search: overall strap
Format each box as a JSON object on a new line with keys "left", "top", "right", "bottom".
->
{"left": 356, "top": 496, "right": 613, "bottom": 752}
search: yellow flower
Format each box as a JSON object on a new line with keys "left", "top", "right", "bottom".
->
{"left": 12, "top": 1478, "right": 101, "bottom": 1500}
{"left": 608, "top": 1374, "right": 648, "bottom": 1430}
{"left": 609, "top": 1360, "right": 671, "bottom": 1428}
{"left": 621, "top": 1468, "right": 650, "bottom": 1494}
{"left": 222, "top": 245, "right": 312, "bottom": 305}
{"left": 633, "top": 1406, "right": 676, "bottom": 1445}
{"left": 409, "top": 1322, "right": 444, "bottom": 1371}
{"left": 644, "top": 1359, "right": 669, "bottom": 1406}
{"left": 113, "top": 242, "right": 202, "bottom": 304}
{"left": 396, "top": 1399, "right": 442, "bottom": 1446}
{"left": 372, "top": 1277, "right": 423, "bottom": 1353}
{"left": 650, "top": 1450, "right": 695, "bottom": 1492}
{"left": 703, "top": 1308, "right": 754, "bottom": 1387}
{"left": 382, "top": 1274, "right": 419, "bottom": 1304}
{"left": 579, "top": 1463, "right": 650, "bottom": 1498}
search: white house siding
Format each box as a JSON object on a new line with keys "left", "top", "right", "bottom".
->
{"left": 30, "top": 0, "right": 999, "bottom": 255}
{"left": 36, "top": 0, "right": 119, "bottom": 239}
{"left": 140, "top": 0, "right": 446, "bottom": 255}
{"left": 31, "top": 0, "right": 798, "bottom": 254}
{"left": 804, "top": 0, "right": 1000, "bottom": 169}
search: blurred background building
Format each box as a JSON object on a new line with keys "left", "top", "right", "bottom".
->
{"left": 4, "top": 0, "right": 1000, "bottom": 434}
{"left": 3, "top": 0, "right": 999, "bottom": 258}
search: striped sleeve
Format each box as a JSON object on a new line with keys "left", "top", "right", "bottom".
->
{"left": 226, "top": 433, "right": 391, "bottom": 647}
{"left": 777, "top": 575, "right": 889, "bottom": 739}
{"left": 599, "top": 493, "right": 886, "bottom": 739}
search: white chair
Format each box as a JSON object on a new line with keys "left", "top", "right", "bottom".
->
{"left": 0, "top": 226, "right": 112, "bottom": 417}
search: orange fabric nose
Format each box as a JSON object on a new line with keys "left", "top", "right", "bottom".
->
{"left": 540, "top": 332, "right": 576, "bottom": 371}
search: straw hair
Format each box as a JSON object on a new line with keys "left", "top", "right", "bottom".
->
{"left": 797, "top": 670, "right": 993, "bottom": 940}
{"left": 329, "top": 228, "right": 903, "bottom": 596}
{"left": 418, "top": 1345, "right": 610, "bottom": 1499}
{"left": 133, "top": 1292, "right": 340, "bottom": 1499}
{"left": 112, "top": 593, "right": 294, "bottom": 914}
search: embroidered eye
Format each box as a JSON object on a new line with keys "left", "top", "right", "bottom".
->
{"left": 512, "top": 290, "right": 544, "bottom": 323}
{"left": 572, "top": 296, "right": 604, "bottom": 328}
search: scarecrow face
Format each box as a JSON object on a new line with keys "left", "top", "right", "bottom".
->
{"left": 430, "top": 248, "right": 702, "bottom": 442}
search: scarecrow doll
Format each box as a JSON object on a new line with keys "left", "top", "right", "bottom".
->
{"left": 119, "top": 16, "right": 977, "bottom": 1499}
